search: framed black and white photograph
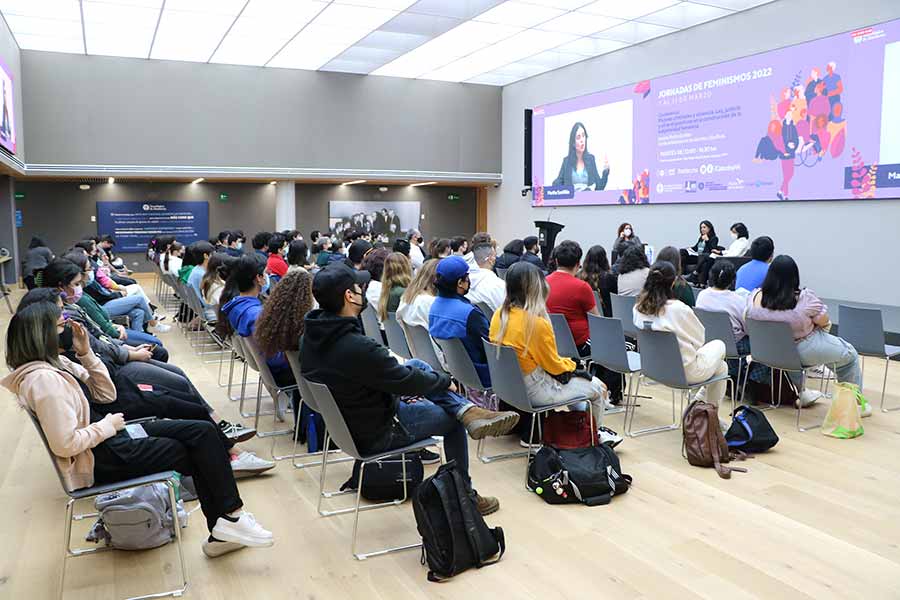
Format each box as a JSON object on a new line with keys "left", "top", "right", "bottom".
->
{"left": 328, "top": 200, "right": 421, "bottom": 243}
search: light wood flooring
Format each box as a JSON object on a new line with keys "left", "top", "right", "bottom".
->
{"left": 1, "top": 276, "right": 899, "bottom": 599}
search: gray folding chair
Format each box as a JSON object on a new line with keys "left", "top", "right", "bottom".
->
{"left": 359, "top": 305, "right": 382, "bottom": 343}
{"left": 384, "top": 312, "right": 412, "bottom": 359}
{"left": 610, "top": 293, "right": 638, "bottom": 338}
{"left": 306, "top": 380, "right": 441, "bottom": 560}
{"left": 27, "top": 411, "right": 187, "bottom": 600}
{"left": 474, "top": 301, "right": 494, "bottom": 321}
{"left": 634, "top": 327, "right": 731, "bottom": 437}
{"left": 744, "top": 318, "right": 830, "bottom": 431}
{"left": 402, "top": 323, "right": 447, "bottom": 373}
{"left": 483, "top": 340, "right": 595, "bottom": 488}
{"left": 496, "top": 267, "right": 508, "bottom": 281}
{"left": 548, "top": 313, "right": 582, "bottom": 360}
{"left": 241, "top": 336, "right": 299, "bottom": 457}
{"left": 838, "top": 305, "right": 900, "bottom": 412}
{"left": 588, "top": 314, "right": 642, "bottom": 423}
{"left": 694, "top": 308, "right": 745, "bottom": 410}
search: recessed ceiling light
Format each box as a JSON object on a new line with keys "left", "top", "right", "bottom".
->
{"left": 378, "top": 186, "right": 389, "bottom": 192}
{"left": 342, "top": 180, "right": 367, "bottom": 185}
{"left": 108, "top": 177, "right": 115, "bottom": 184}
{"left": 79, "top": 184, "right": 91, "bottom": 190}
{"left": 410, "top": 181, "right": 437, "bottom": 187}
{"left": 270, "top": 181, "right": 277, "bottom": 185}
{"left": 192, "top": 177, "right": 205, "bottom": 184}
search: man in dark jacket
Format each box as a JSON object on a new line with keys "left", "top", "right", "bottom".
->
{"left": 300, "top": 262, "right": 519, "bottom": 515}
{"left": 522, "top": 236, "right": 545, "bottom": 269}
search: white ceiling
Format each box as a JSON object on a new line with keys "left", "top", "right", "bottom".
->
{"left": 0, "top": 0, "right": 776, "bottom": 86}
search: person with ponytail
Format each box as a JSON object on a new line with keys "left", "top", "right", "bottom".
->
{"left": 633, "top": 260, "right": 729, "bottom": 411}
{"left": 490, "top": 262, "right": 622, "bottom": 446}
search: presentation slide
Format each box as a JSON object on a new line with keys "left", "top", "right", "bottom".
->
{"left": 97, "top": 201, "right": 209, "bottom": 252}
{"left": 0, "top": 58, "right": 15, "bottom": 155}
{"left": 531, "top": 18, "right": 900, "bottom": 207}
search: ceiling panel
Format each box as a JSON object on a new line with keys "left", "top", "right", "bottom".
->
{"left": 1, "top": 0, "right": 771, "bottom": 85}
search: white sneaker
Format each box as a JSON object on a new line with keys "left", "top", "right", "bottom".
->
{"left": 796, "top": 389, "right": 824, "bottom": 408}
{"left": 211, "top": 511, "right": 274, "bottom": 548}
{"left": 202, "top": 537, "right": 245, "bottom": 558}
{"left": 805, "top": 365, "right": 833, "bottom": 380}
{"left": 231, "top": 451, "right": 275, "bottom": 478}
{"left": 598, "top": 426, "right": 623, "bottom": 448}
{"left": 519, "top": 439, "right": 540, "bottom": 449}
{"left": 692, "top": 387, "right": 708, "bottom": 403}
{"left": 151, "top": 323, "right": 172, "bottom": 333}
{"left": 859, "top": 397, "right": 873, "bottom": 418}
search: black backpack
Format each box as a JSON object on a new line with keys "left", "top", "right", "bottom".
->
{"left": 413, "top": 462, "right": 505, "bottom": 582}
{"left": 528, "top": 445, "right": 632, "bottom": 506}
{"left": 725, "top": 406, "right": 779, "bottom": 453}
{"left": 341, "top": 454, "right": 424, "bottom": 502}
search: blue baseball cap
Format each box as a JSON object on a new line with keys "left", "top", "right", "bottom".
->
{"left": 435, "top": 256, "right": 469, "bottom": 286}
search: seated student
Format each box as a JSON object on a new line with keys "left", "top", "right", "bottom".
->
{"left": 163, "top": 242, "right": 184, "bottom": 277}
{"left": 579, "top": 244, "right": 617, "bottom": 317}
{"left": 201, "top": 253, "right": 234, "bottom": 322}
{"left": 489, "top": 262, "right": 615, "bottom": 441}
{"left": 251, "top": 231, "right": 270, "bottom": 261}
{"left": 657, "top": 246, "right": 695, "bottom": 307}
{"left": 397, "top": 259, "right": 440, "bottom": 332}
{"left": 362, "top": 248, "right": 390, "bottom": 321}
{"left": 616, "top": 244, "right": 651, "bottom": 296}
{"left": 428, "top": 256, "right": 491, "bottom": 388}
{"left": 695, "top": 261, "right": 770, "bottom": 395}
{"left": 2, "top": 302, "right": 275, "bottom": 558}
{"left": 221, "top": 231, "right": 243, "bottom": 258}
{"left": 300, "top": 262, "right": 519, "bottom": 515}
{"left": 679, "top": 220, "right": 718, "bottom": 279}
{"left": 495, "top": 239, "right": 524, "bottom": 271}
{"left": 265, "top": 233, "right": 289, "bottom": 280}
{"left": 450, "top": 236, "right": 468, "bottom": 257}
{"left": 745, "top": 255, "right": 868, "bottom": 412}
{"left": 45, "top": 256, "right": 167, "bottom": 352}
{"left": 467, "top": 242, "right": 506, "bottom": 314}
{"left": 736, "top": 236, "right": 774, "bottom": 292}
{"left": 345, "top": 239, "right": 373, "bottom": 271}
{"left": 314, "top": 237, "right": 335, "bottom": 268}
{"left": 77, "top": 240, "right": 147, "bottom": 301}
{"left": 97, "top": 235, "right": 136, "bottom": 285}
{"left": 187, "top": 241, "right": 216, "bottom": 313}
{"left": 692, "top": 222, "right": 752, "bottom": 285}
{"left": 378, "top": 253, "right": 412, "bottom": 323}
{"left": 287, "top": 240, "right": 311, "bottom": 273}
{"left": 610, "top": 223, "right": 641, "bottom": 265}
{"left": 23, "top": 236, "right": 54, "bottom": 290}
{"left": 547, "top": 241, "right": 623, "bottom": 409}
{"left": 521, "top": 236, "right": 544, "bottom": 269}
{"left": 633, "top": 261, "right": 729, "bottom": 416}
{"left": 429, "top": 238, "right": 452, "bottom": 261}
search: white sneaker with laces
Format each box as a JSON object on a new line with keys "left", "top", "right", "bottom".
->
{"left": 231, "top": 451, "right": 275, "bottom": 478}
{"left": 151, "top": 323, "right": 172, "bottom": 333}
{"left": 805, "top": 365, "right": 833, "bottom": 380}
{"left": 796, "top": 389, "right": 824, "bottom": 408}
{"left": 211, "top": 511, "right": 274, "bottom": 548}
{"left": 598, "top": 426, "right": 623, "bottom": 448}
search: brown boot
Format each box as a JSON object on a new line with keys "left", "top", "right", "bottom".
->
{"left": 460, "top": 407, "right": 520, "bottom": 440}
{"left": 474, "top": 493, "right": 499, "bottom": 516}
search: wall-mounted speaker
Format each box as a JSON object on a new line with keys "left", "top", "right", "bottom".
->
{"left": 524, "top": 108, "right": 533, "bottom": 187}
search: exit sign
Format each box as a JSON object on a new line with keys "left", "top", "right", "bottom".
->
{"left": 218, "top": 193, "right": 229, "bottom": 201}
{"left": 14, "top": 192, "right": 24, "bottom": 199}
{"left": 447, "top": 193, "right": 460, "bottom": 202}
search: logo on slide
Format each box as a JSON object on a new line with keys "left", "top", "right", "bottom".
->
{"left": 142, "top": 204, "right": 150, "bottom": 211}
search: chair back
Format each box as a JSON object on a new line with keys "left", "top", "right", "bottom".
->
{"left": 548, "top": 313, "right": 581, "bottom": 359}
{"left": 587, "top": 314, "right": 633, "bottom": 373}
{"left": 285, "top": 350, "right": 317, "bottom": 411}
{"left": 610, "top": 293, "right": 638, "bottom": 337}
{"left": 474, "top": 301, "right": 494, "bottom": 321}
{"left": 496, "top": 267, "right": 508, "bottom": 281}
{"left": 25, "top": 409, "right": 71, "bottom": 495}
{"left": 403, "top": 323, "right": 446, "bottom": 373}
{"left": 744, "top": 318, "right": 804, "bottom": 371}
{"left": 384, "top": 313, "right": 412, "bottom": 359}
{"left": 593, "top": 291, "right": 604, "bottom": 315}
{"left": 359, "top": 305, "right": 382, "bottom": 343}
{"left": 306, "top": 381, "right": 362, "bottom": 460}
{"left": 482, "top": 340, "right": 532, "bottom": 412}
{"left": 242, "top": 336, "right": 291, "bottom": 396}
{"left": 434, "top": 337, "right": 488, "bottom": 391}
{"left": 694, "top": 308, "right": 740, "bottom": 357}
{"left": 634, "top": 328, "right": 689, "bottom": 388}
{"left": 838, "top": 305, "right": 885, "bottom": 356}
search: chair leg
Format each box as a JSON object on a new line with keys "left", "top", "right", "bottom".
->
{"left": 797, "top": 369, "right": 821, "bottom": 432}
{"left": 166, "top": 481, "right": 189, "bottom": 598}
{"left": 624, "top": 375, "right": 679, "bottom": 437}
{"left": 524, "top": 413, "right": 538, "bottom": 491}
{"left": 59, "top": 499, "right": 74, "bottom": 600}
{"left": 883, "top": 358, "right": 898, "bottom": 412}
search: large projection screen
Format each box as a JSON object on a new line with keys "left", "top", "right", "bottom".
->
{"left": 531, "top": 19, "right": 900, "bottom": 207}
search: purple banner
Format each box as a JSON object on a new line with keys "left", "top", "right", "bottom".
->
{"left": 532, "top": 19, "right": 900, "bottom": 207}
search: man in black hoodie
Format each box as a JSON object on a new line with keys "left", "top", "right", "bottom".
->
{"left": 301, "top": 262, "right": 520, "bottom": 515}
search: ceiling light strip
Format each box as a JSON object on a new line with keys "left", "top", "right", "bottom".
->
{"left": 147, "top": 0, "right": 167, "bottom": 60}
{"left": 206, "top": 0, "right": 251, "bottom": 63}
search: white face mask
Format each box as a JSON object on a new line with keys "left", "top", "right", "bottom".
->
{"left": 623, "top": 228, "right": 632, "bottom": 237}
{"left": 731, "top": 232, "right": 738, "bottom": 240}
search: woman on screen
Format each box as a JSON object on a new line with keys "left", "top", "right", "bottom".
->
{"left": 551, "top": 122, "right": 610, "bottom": 191}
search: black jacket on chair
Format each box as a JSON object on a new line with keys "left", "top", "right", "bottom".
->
{"left": 552, "top": 152, "right": 609, "bottom": 190}
{"left": 300, "top": 309, "right": 451, "bottom": 451}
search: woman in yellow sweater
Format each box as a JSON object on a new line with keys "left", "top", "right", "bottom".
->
{"left": 489, "top": 262, "right": 621, "bottom": 446}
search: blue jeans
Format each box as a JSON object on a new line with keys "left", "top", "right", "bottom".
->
{"left": 788, "top": 328, "right": 861, "bottom": 388}
{"left": 368, "top": 359, "right": 474, "bottom": 483}
{"left": 104, "top": 294, "right": 154, "bottom": 331}
{"left": 124, "top": 330, "right": 163, "bottom": 347}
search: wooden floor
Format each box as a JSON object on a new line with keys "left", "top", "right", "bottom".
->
{"left": 1, "top": 276, "right": 899, "bottom": 600}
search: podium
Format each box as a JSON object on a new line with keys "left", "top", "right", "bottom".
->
{"left": 534, "top": 221, "right": 564, "bottom": 267}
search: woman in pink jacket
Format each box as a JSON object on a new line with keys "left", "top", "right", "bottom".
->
{"left": 2, "top": 302, "right": 274, "bottom": 558}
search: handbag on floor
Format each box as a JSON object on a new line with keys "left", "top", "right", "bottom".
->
{"left": 822, "top": 382, "right": 864, "bottom": 439}
{"left": 413, "top": 461, "right": 505, "bottom": 582}
{"left": 683, "top": 400, "right": 749, "bottom": 479}
{"left": 340, "top": 453, "right": 424, "bottom": 501}
{"left": 528, "top": 445, "right": 632, "bottom": 506}
{"left": 89, "top": 482, "right": 188, "bottom": 550}
{"left": 541, "top": 409, "right": 598, "bottom": 449}
{"left": 725, "top": 406, "right": 779, "bottom": 453}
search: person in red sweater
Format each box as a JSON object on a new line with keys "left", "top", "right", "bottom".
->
{"left": 265, "top": 233, "right": 289, "bottom": 279}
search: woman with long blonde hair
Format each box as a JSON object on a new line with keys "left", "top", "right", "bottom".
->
{"left": 378, "top": 252, "right": 412, "bottom": 322}
{"left": 489, "top": 262, "right": 616, "bottom": 443}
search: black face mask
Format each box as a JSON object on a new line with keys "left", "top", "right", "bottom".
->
{"left": 58, "top": 323, "right": 74, "bottom": 351}
{"left": 416, "top": 237, "right": 424, "bottom": 244}
{"left": 348, "top": 289, "right": 368, "bottom": 313}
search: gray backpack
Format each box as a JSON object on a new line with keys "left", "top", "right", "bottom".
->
{"left": 89, "top": 483, "right": 188, "bottom": 550}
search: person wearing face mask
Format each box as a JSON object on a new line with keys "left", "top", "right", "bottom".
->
{"left": 407, "top": 229, "right": 426, "bottom": 271}
{"left": 428, "top": 256, "right": 493, "bottom": 388}
{"left": 611, "top": 223, "right": 642, "bottom": 264}
{"left": 265, "top": 233, "right": 289, "bottom": 280}
{"left": 301, "top": 261, "right": 519, "bottom": 516}
{"left": 466, "top": 242, "right": 506, "bottom": 314}
{"left": 692, "top": 222, "right": 752, "bottom": 286}
{"left": 223, "top": 231, "right": 244, "bottom": 258}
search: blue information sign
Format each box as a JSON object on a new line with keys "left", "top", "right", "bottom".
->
{"left": 96, "top": 201, "right": 209, "bottom": 252}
